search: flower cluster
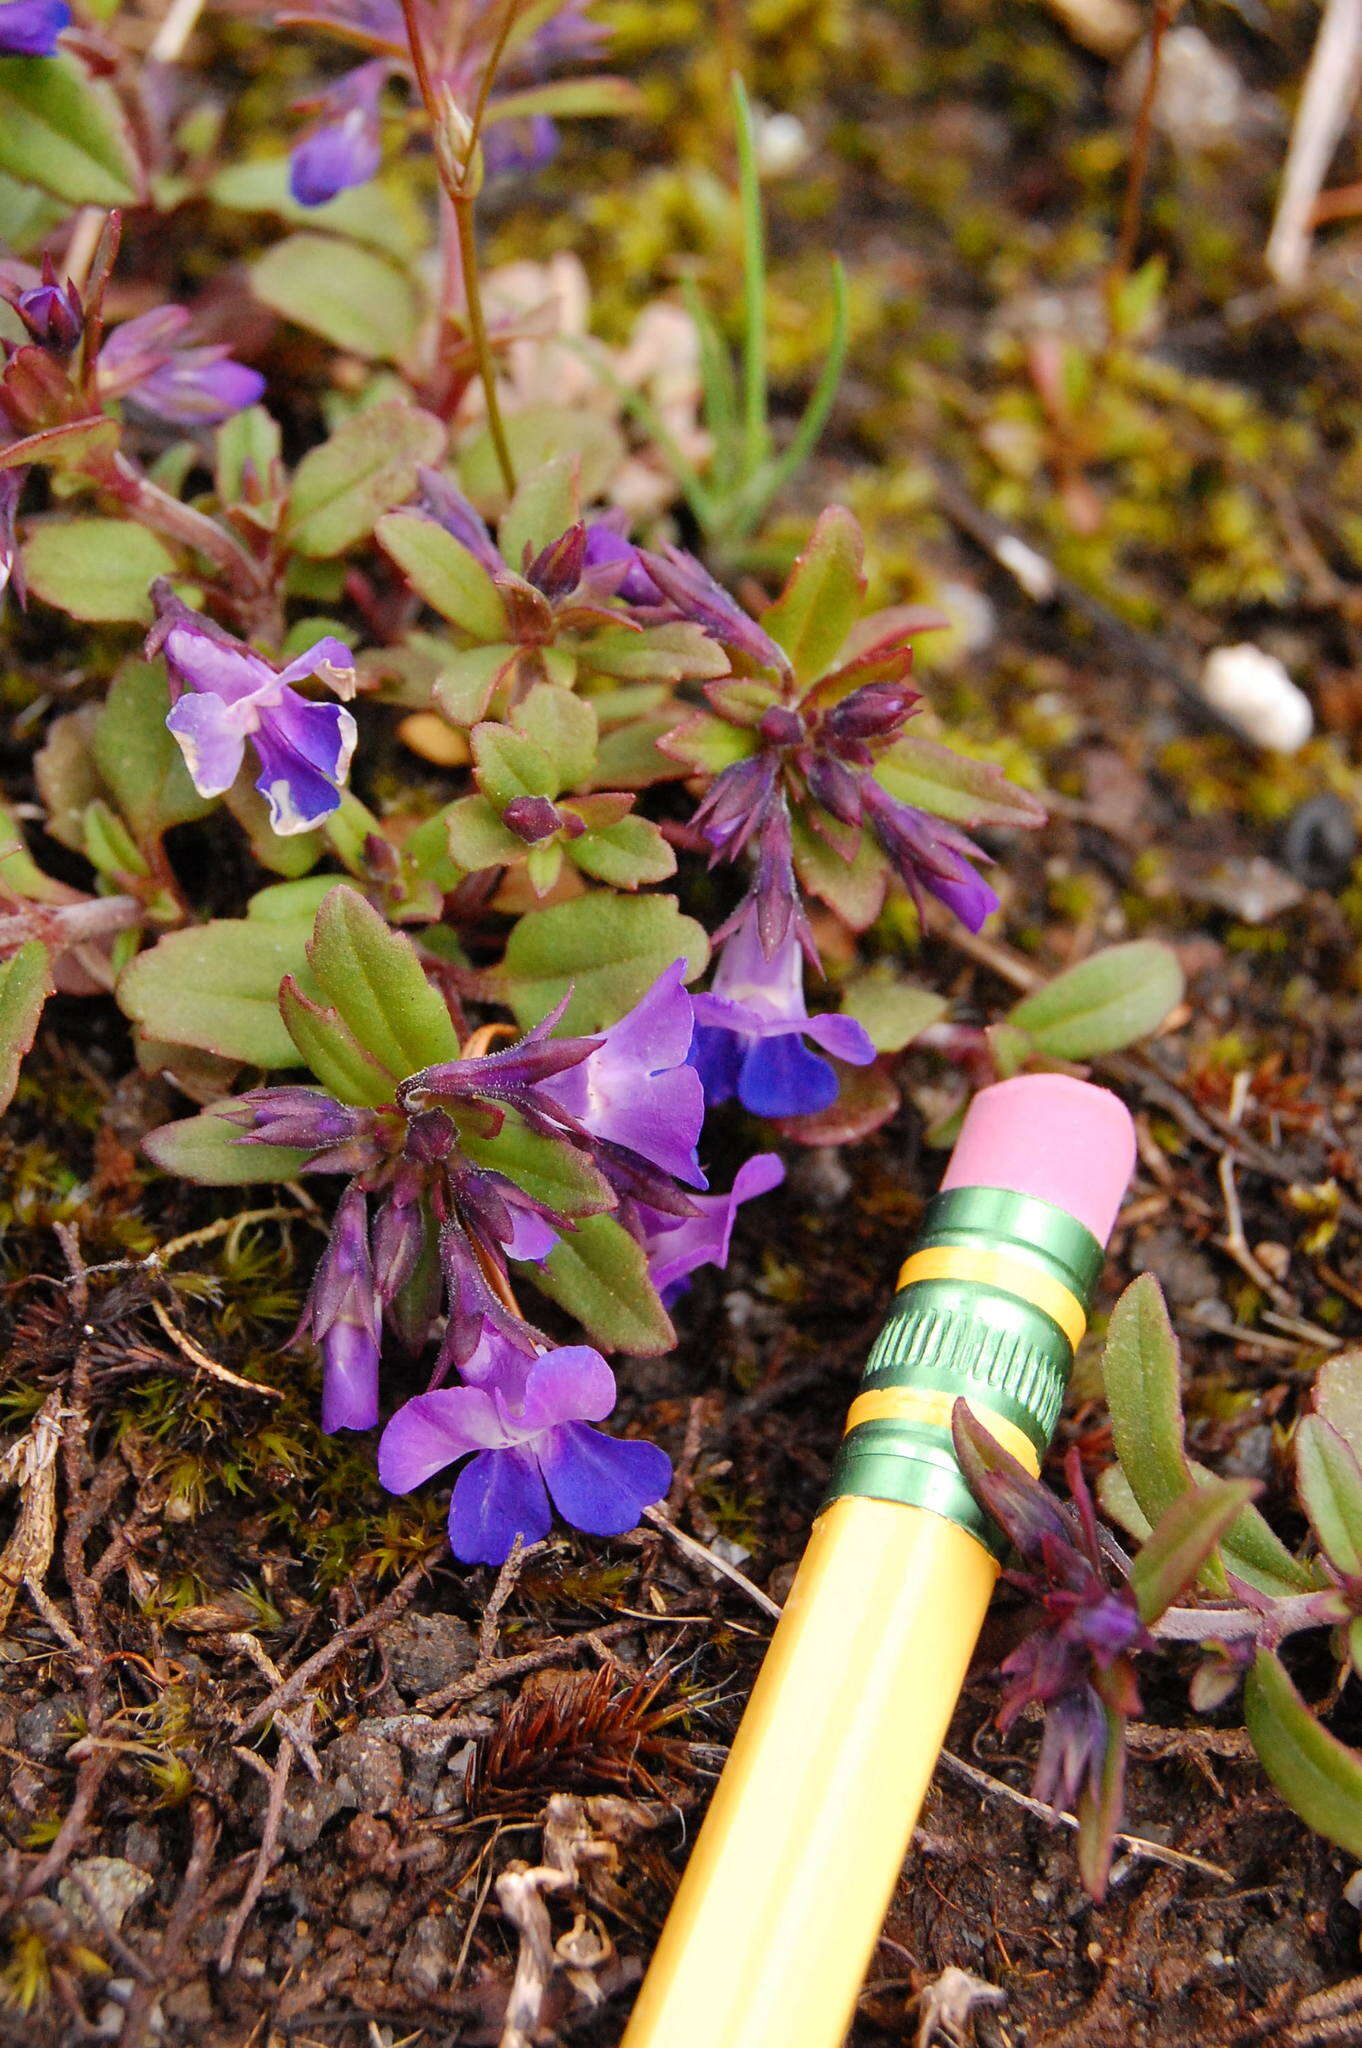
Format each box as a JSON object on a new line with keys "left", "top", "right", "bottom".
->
{"left": 148, "top": 913, "right": 781, "bottom": 1565}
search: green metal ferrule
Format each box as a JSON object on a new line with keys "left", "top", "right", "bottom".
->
{"left": 821, "top": 1186, "right": 1105, "bottom": 1555}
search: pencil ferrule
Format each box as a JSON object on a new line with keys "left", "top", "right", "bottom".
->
{"left": 822, "top": 1185, "right": 1104, "bottom": 1553}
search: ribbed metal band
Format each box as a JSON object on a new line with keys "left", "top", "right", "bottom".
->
{"left": 822, "top": 1185, "right": 1104, "bottom": 1556}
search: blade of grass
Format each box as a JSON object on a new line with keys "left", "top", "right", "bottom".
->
{"left": 732, "top": 75, "right": 770, "bottom": 483}
{"left": 727, "top": 256, "right": 849, "bottom": 544}
{"left": 558, "top": 335, "right": 719, "bottom": 528}
{"left": 681, "top": 276, "right": 741, "bottom": 498}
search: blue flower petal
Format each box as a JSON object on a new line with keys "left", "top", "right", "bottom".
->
{"left": 689, "top": 1023, "right": 744, "bottom": 1107}
{"left": 447, "top": 1447, "right": 552, "bottom": 1565}
{"left": 738, "top": 1031, "right": 839, "bottom": 1118}
{"left": 539, "top": 1422, "right": 671, "bottom": 1537}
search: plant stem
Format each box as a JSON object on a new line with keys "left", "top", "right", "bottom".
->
{"left": 452, "top": 196, "right": 517, "bottom": 498}
{"left": 398, "top": 0, "right": 517, "bottom": 498}
{"left": 1111, "top": 0, "right": 1184, "bottom": 289}
{"left": 109, "top": 455, "right": 270, "bottom": 602}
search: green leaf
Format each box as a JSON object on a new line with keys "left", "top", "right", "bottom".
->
{"left": 1244, "top": 1650, "right": 1362, "bottom": 1859}
{"left": 119, "top": 916, "right": 320, "bottom": 1068}
{"left": 472, "top": 723, "right": 560, "bottom": 807}
{"left": 208, "top": 156, "right": 417, "bottom": 255}
{"left": 22, "top": 519, "right": 175, "bottom": 623}
{"left": 92, "top": 661, "right": 214, "bottom": 843}
{"left": 1006, "top": 943, "right": 1185, "bottom": 1062}
{"left": 459, "top": 404, "right": 623, "bottom": 514}
{"left": 1316, "top": 1352, "right": 1362, "bottom": 1462}
{"left": 841, "top": 967, "right": 948, "bottom": 1052}
{"left": 1131, "top": 1478, "right": 1257, "bottom": 1624}
{"left": 433, "top": 644, "right": 518, "bottom": 725}
{"left": 761, "top": 506, "right": 864, "bottom": 685}
{"left": 570, "top": 813, "right": 676, "bottom": 889}
{"left": 142, "top": 1108, "right": 309, "bottom": 1186}
{"left": 499, "top": 455, "right": 579, "bottom": 571}
{"left": 875, "top": 736, "right": 1047, "bottom": 829}
{"left": 463, "top": 1114, "right": 613, "bottom": 1220}
{"left": 223, "top": 781, "right": 325, "bottom": 878}
{"left": 659, "top": 708, "right": 756, "bottom": 777}
{"left": 215, "top": 405, "right": 283, "bottom": 506}
{"left": 247, "top": 877, "right": 338, "bottom": 924}
{"left": 593, "top": 713, "right": 693, "bottom": 790}
{"left": 0, "top": 940, "right": 52, "bottom": 1113}
{"left": 443, "top": 795, "right": 526, "bottom": 870}
{"left": 1075, "top": 1702, "right": 1125, "bottom": 1901}
{"left": 534, "top": 1213, "right": 675, "bottom": 1354}
{"left": 486, "top": 76, "right": 641, "bottom": 123}
{"left": 0, "top": 415, "right": 119, "bottom": 476}
{"left": 581, "top": 620, "right": 728, "bottom": 683}
{"left": 514, "top": 684, "right": 597, "bottom": 789}
{"left": 501, "top": 893, "right": 708, "bottom": 1033}
{"left": 308, "top": 884, "right": 460, "bottom": 1078}
{"left": 286, "top": 399, "right": 445, "bottom": 558}
{"left": 0, "top": 56, "right": 139, "bottom": 206}
{"left": 84, "top": 797, "right": 149, "bottom": 882}
{"left": 251, "top": 234, "right": 422, "bottom": 363}
{"left": 1102, "top": 1275, "right": 1314, "bottom": 1596}
{"left": 376, "top": 510, "right": 508, "bottom": 637}
{"left": 1297, "top": 1416, "right": 1362, "bottom": 1578}
{"left": 279, "top": 977, "right": 397, "bottom": 1105}
{"left": 1102, "top": 1275, "right": 1195, "bottom": 1523}
{"left": 790, "top": 813, "right": 888, "bottom": 931}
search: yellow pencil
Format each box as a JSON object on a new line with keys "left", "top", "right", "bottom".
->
{"left": 623, "top": 1073, "right": 1136, "bottom": 2048}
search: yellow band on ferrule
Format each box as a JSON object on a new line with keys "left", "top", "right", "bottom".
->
{"left": 843, "top": 1388, "right": 1042, "bottom": 1475}
{"left": 895, "top": 1245, "right": 1087, "bottom": 1351}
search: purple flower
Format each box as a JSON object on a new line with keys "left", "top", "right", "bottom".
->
{"left": 147, "top": 585, "right": 358, "bottom": 836}
{"left": 98, "top": 308, "right": 265, "bottom": 427}
{"left": 639, "top": 544, "right": 789, "bottom": 674}
{"left": 300, "top": 1182, "right": 383, "bottom": 1431}
{"left": 638, "top": 1151, "right": 785, "bottom": 1303}
{"left": 540, "top": 961, "right": 706, "bottom": 1187}
{"left": 289, "top": 60, "right": 387, "bottom": 204}
{"left": 582, "top": 522, "right": 661, "bottom": 605}
{"left": 378, "top": 1343, "right": 671, "bottom": 1564}
{"left": 0, "top": 0, "right": 69, "bottom": 54}
{"left": 690, "top": 911, "right": 875, "bottom": 1118}
{"left": 860, "top": 778, "right": 998, "bottom": 934}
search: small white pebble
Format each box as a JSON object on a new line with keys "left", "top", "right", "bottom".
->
{"left": 1344, "top": 1868, "right": 1362, "bottom": 1910}
{"left": 994, "top": 534, "right": 1058, "bottom": 602}
{"left": 1199, "top": 643, "right": 1313, "bottom": 753}
{"left": 753, "top": 109, "right": 811, "bottom": 177}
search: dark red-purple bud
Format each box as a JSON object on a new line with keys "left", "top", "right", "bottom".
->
{"left": 15, "top": 261, "right": 82, "bottom": 354}
{"left": 758, "top": 705, "right": 805, "bottom": 746}
{"left": 371, "top": 1190, "right": 425, "bottom": 1306}
{"left": 503, "top": 794, "right": 564, "bottom": 843}
{"left": 526, "top": 522, "right": 587, "bottom": 601}
{"left": 806, "top": 753, "right": 864, "bottom": 827}
{"left": 823, "top": 681, "right": 919, "bottom": 744}
{"left": 405, "top": 1107, "right": 456, "bottom": 1163}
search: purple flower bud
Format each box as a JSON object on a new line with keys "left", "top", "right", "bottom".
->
{"left": 860, "top": 778, "right": 999, "bottom": 934}
{"left": 582, "top": 523, "right": 661, "bottom": 605}
{"left": 14, "top": 261, "right": 82, "bottom": 353}
{"left": 758, "top": 706, "right": 805, "bottom": 746}
{"left": 637, "top": 545, "right": 790, "bottom": 675}
{"left": 290, "top": 61, "right": 388, "bottom": 206}
{"left": 0, "top": 0, "right": 69, "bottom": 54}
{"left": 371, "top": 1186, "right": 425, "bottom": 1307}
{"left": 503, "top": 794, "right": 565, "bottom": 843}
{"left": 823, "top": 680, "right": 919, "bottom": 745}
{"left": 525, "top": 521, "right": 587, "bottom": 600}
{"left": 301, "top": 1183, "right": 382, "bottom": 1432}
{"left": 805, "top": 753, "right": 864, "bottom": 828}
{"left": 225, "top": 1085, "right": 374, "bottom": 1157}
{"left": 415, "top": 465, "right": 502, "bottom": 574}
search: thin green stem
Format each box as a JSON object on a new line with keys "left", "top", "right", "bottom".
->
{"left": 731, "top": 75, "right": 769, "bottom": 482}
{"left": 461, "top": 0, "right": 523, "bottom": 174}
{"left": 453, "top": 196, "right": 517, "bottom": 498}
{"left": 725, "top": 256, "right": 849, "bottom": 547}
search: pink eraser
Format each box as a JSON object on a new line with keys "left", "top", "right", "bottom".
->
{"left": 940, "top": 1075, "right": 1136, "bottom": 1247}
